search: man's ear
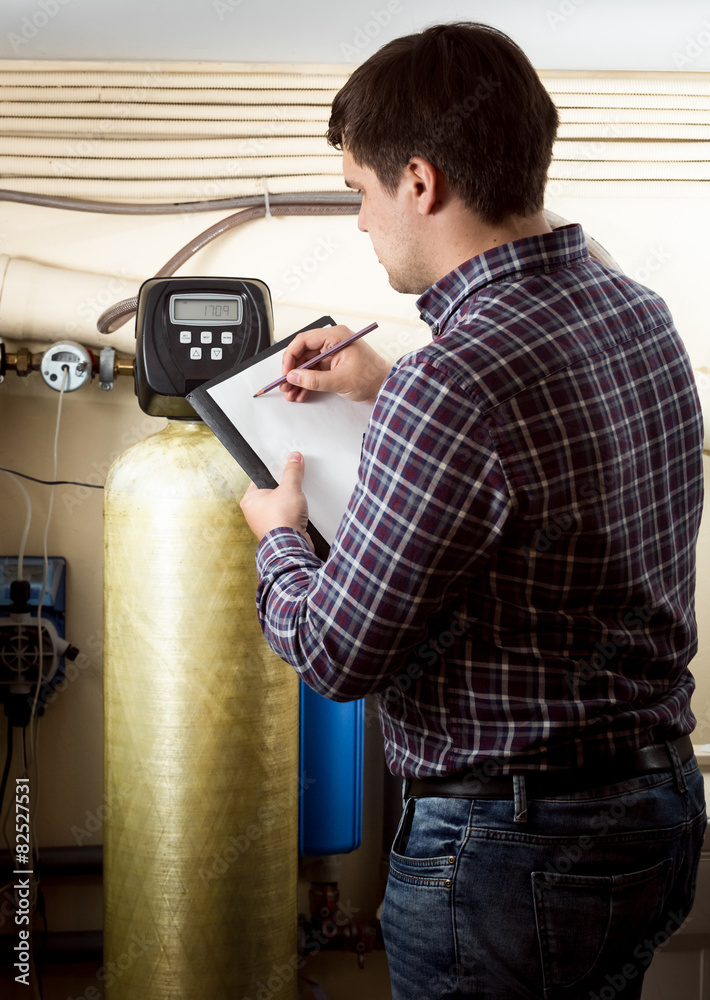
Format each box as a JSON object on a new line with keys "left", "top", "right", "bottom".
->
{"left": 405, "top": 157, "right": 444, "bottom": 216}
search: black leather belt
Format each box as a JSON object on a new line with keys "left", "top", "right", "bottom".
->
{"left": 405, "top": 735, "right": 695, "bottom": 799}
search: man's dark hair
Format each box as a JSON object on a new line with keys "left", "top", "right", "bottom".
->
{"left": 327, "top": 22, "right": 559, "bottom": 225}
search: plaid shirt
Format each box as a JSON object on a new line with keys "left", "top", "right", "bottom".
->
{"left": 255, "top": 224, "right": 704, "bottom": 778}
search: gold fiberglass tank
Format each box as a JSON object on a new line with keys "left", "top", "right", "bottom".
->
{"left": 103, "top": 420, "right": 299, "bottom": 1000}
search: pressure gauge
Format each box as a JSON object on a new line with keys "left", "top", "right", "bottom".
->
{"left": 134, "top": 277, "right": 273, "bottom": 419}
{"left": 41, "top": 341, "right": 93, "bottom": 392}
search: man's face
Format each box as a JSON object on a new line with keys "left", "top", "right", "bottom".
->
{"left": 342, "top": 148, "right": 432, "bottom": 295}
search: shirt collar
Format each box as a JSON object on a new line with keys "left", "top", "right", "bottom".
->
{"left": 416, "top": 223, "right": 589, "bottom": 336}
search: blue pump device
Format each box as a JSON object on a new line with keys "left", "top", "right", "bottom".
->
{"left": 0, "top": 556, "right": 74, "bottom": 722}
{"left": 299, "top": 682, "right": 364, "bottom": 856}
{"left": 0, "top": 556, "right": 66, "bottom": 621}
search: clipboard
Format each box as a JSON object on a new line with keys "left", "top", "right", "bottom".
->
{"left": 186, "top": 317, "right": 374, "bottom": 561}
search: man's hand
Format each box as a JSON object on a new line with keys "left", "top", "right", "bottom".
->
{"left": 279, "top": 324, "right": 391, "bottom": 404}
{"left": 240, "top": 452, "right": 314, "bottom": 550}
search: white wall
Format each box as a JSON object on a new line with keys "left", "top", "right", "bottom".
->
{"left": 0, "top": 0, "right": 708, "bottom": 71}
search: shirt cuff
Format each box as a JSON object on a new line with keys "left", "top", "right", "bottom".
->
{"left": 255, "top": 526, "right": 323, "bottom": 579}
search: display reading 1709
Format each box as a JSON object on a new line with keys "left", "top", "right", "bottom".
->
{"left": 172, "top": 295, "right": 243, "bottom": 323}
{"left": 14, "top": 777, "right": 32, "bottom": 986}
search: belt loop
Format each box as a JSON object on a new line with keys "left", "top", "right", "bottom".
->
{"left": 513, "top": 775, "right": 528, "bottom": 823}
{"left": 402, "top": 778, "right": 411, "bottom": 805}
{"left": 665, "top": 740, "right": 687, "bottom": 795}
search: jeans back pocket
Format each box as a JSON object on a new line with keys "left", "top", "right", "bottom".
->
{"left": 532, "top": 857, "right": 673, "bottom": 997}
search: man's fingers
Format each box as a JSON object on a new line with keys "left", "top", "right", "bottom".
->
{"left": 286, "top": 367, "right": 326, "bottom": 392}
{"left": 281, "top": 345, "right": 321, "bottom": 374}
{"left": 281, "top": 325, "right": 353, "bottom": 373}
{"left": 283, "top": 451, "right": 305, "bottom": 479}
{"left": 240, "top": 480, "right": 261, "bottom": 504}
{"left": 239, "top": 454, "right": 310, "bottom": 546}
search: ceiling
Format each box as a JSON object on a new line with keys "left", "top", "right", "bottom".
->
{"left": 0, "top": 0, "right": 707, "bottom": 70}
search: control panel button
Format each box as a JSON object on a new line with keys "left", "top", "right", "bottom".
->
{"left": 189, "top": 347, "right": 202, "bottom": 360}
{"left": 210, "top": 347, "right": 223, "bottom": 361}
{"left": 179, "top": 330, "right": 192, "bottom": 343}
{"left": 221, "top": 331, "right": 233, "bottom": 345}
{"left": 200, "top": 331, "right": 212, "bottom": 344}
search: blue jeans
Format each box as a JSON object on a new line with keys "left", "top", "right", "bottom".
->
{"left": 381, "top": 756, "right": 706, "bottom": 1000}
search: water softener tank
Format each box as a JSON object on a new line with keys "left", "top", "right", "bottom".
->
{"left": 103, "top": 420, "right": 299, "bottom": 1000}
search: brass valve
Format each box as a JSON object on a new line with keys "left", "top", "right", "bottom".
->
{"left": 7, "top": 347, "right": 39, "bottom": 377}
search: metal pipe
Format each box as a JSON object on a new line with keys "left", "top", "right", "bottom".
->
{"left": 0, "top": 844, "right": 102, "bottom": 875}
{"left": 1, "top": 348, "right": 134, "bottom": 380}
{"left": 0, "top": 930, "right": 102, "bottom": 964}
{"left": 4, "top": 347, "right": 40, "bottom": 376}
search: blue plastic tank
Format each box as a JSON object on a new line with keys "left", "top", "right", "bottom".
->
{"left": 299, "top": 681, "right": 364, "bottom": 856}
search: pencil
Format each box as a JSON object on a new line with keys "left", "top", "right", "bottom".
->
{"left": 253, "top": 322, "right": 379, "bottom": 397}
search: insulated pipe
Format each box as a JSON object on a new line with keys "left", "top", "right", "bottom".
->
{"left": 2, "top": 66, "right": 708, "bottom": 95}
{"left": 0, "top": 102, "right": 330, "bottom": 123}
{"left": 0, "top": 155, "right": 340, "bottom": 180}
{"left": 4, "top": 137, "right": 707, "bottom": 162}
{"left": 0, "top": 137, "right": 336, "bottom": 158}
{"left": 0, "top": 175, "right": 348, "bottom": 201}
{"left": 0, "top": 66, "right": 347, "bottom": 85}
{"left": 0, "top": 255, "right": 140, "bottom": 353}
{"left": 0, "top": 189, "right": 362, "bottom": 214}
{"left": 0, "top": 86, "right": 340, "bottom": 104}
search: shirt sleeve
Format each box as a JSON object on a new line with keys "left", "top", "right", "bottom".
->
{"left": 254, "top": 359, "right": 515, "bottom": 700}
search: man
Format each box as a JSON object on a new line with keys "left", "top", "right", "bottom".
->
{"left": 240, "top": 22, "right": 706, "bottom": 1000}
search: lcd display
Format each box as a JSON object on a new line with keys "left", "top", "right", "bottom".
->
{"left": 171, "top": 295, "right": 243, "bottom": 324}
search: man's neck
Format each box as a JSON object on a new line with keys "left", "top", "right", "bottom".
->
{"left": 428, "top": 209, "right": 553, "bottom": 285}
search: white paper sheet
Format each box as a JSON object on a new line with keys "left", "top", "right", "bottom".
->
{"left": 205, "top": 344, "right": 373, "bottom": 544}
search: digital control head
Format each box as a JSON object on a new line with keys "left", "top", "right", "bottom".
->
{"left": 134, "top": 277, "right": 273, "bottom": 418}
